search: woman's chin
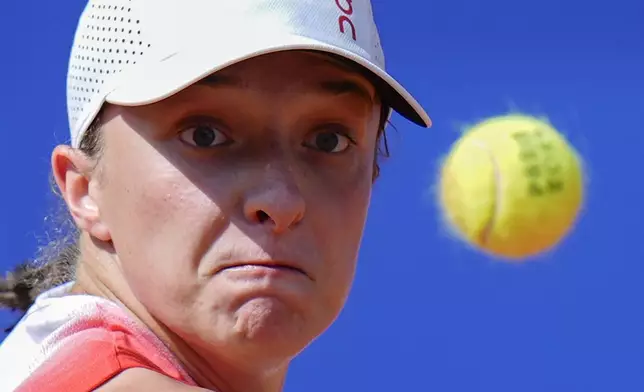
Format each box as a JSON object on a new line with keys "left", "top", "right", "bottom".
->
{"left": 230, "top": 297, "right": 315, "bottom": 357}
{"left": 235, "top": 297, "right": 301, "bottom": 336}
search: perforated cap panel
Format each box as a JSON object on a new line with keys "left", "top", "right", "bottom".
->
{"left": 67, "top": 0, "right": 151, "bottom": 136}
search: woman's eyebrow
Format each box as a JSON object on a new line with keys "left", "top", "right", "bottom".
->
{"left": 197, "top": 74, "right": 247, "bottom": 88}
{"left": 317, "top": 80, "right": 374, "bottom": 106}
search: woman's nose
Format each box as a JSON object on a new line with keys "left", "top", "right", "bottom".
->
{"left": 243, "top": 178, "right": 305, "bottom": 234}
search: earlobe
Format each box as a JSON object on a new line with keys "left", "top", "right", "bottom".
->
{"left": 51, "top": 145, "right": 111, "bottom": 242}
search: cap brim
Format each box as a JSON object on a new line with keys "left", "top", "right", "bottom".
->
{"left": 106, "top": 34, "right": 431, "bottom": 128}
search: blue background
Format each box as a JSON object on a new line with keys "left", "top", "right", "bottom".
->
{"left": 1, "top": 0, "right": 643, "bottom": 391}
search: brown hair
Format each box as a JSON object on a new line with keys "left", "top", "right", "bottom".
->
{"left": 0, "top": 99, "right": 392, "bottom": 334}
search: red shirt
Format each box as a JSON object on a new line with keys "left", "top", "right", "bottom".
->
{"left": 12, "top": 299, "right": 197, "bottom": 392}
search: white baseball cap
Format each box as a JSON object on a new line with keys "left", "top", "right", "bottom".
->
{"left": 67, "top": 0, "right": 432, "bottom": 147}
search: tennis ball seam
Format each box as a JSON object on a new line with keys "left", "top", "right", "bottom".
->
{"left": 471, "top": 138, "right": 502, "bottom": 247}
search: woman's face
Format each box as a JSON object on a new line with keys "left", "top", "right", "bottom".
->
{"left": 92, "top": 51, "right": 381, "bottom": 364}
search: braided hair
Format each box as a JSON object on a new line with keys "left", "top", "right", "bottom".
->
{"left": 0, "top": 252, "right": 77, "bottom": 333}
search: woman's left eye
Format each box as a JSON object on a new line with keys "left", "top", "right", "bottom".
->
{"left": 179, "top": 124, "right": 231, "bottom": 148}
{"left": 303, "top": 127, "right": 354, "bottom": 154}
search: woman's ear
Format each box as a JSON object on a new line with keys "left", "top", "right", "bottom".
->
{"left": 51, "top": 145, "right": 111, "bottom": 242}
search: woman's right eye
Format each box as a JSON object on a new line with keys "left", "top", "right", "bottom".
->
{"left": 179, "top": 124, "right": 232, "bottom": 148}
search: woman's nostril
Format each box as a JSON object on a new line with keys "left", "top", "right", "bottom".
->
{"left": 256, "top": 210, "right": 270, "bottom": 223}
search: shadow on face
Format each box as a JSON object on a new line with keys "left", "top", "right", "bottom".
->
{"left": 93, "top": 50, "right": 383, "bottom": 365}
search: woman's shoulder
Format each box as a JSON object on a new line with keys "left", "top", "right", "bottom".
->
{"left": 0, "top": 283, "right": 196, "bottom": 391}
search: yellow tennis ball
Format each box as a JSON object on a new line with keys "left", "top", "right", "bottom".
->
{"left": 439, "top": 114, "right": 584, "bottom": 260}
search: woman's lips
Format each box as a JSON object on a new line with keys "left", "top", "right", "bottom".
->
{"left": 217, "top": 261, "right": 312, "bottom": 280}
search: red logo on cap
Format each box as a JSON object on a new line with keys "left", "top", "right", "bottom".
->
{"left": 335, "top": 0, "right": 357, "bottom": 41}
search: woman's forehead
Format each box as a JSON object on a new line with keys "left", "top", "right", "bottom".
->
{"left": 100, "top": 51, "right": 381, "bottom": 126}
{"left": 102, "top": 52, "right": 381, "bottom": 125}
{"left": 202, "top": 51, "right": 375, "bottom": 89}
{"left": 195, "top": 52, "right": 376, "bottom": 103}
